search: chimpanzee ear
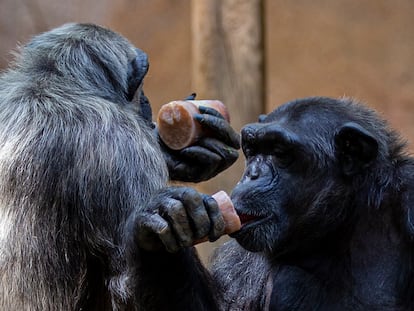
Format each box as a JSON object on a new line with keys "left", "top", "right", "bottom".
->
{"left": 126, "top": 48, "right": 149, "bottom": 101}
{"left": 334, "top": 122, "right": 378, "bottom": 176}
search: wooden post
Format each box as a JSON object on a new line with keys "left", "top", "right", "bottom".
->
{"left": 192, "top": 0, "right": 265, "bottom": 195}
{"left": 191, "top": 0, "right": 265, "bottom": 261}
{"left": 191, "top": 0, "right": 265, "bottom": 193}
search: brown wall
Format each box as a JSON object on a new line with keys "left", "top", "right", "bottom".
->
{"left": 265, "top": 1, "right": 414, "bottom": 150}
{"left": 0, "top": 0, "right": 192, "bottom": 117}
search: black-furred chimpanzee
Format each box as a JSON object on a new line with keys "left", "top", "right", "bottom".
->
{"left": 0, "top": 23, "right": 241, "bottom": 310}
{"left": 134, "top": 96, "right": 414, "bottom": 310}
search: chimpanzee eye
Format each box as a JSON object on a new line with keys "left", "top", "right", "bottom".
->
{"left": 242, "top": 132, "right": 258, "bottom": 157}
{"left": 242, "top": 144, "right": 255, "bottom": 158}
{"left": 273, "top": 147, "right": 294, "bottom": 168}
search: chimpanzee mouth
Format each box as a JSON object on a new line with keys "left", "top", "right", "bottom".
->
{"left": 238, "top": 213, "right": 267, "bottom": 227}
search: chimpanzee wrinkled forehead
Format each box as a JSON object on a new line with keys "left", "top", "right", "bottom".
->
{"left": 264, "top": 97, "right": 385, "bottom": 133}
{"left": 256, "top": 97, "right": 397, "bottom": 160}
{"left": 261, "top": 97, "right": 351, "bottom": 136}
{"left": 265, "top": 97, "right": 346, "bottom": 123}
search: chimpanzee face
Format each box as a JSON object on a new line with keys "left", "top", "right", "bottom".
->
{"left": 231, "top": 97, "right": 379, "bottom": 257}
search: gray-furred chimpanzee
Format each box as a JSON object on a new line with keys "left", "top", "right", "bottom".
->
{"left": 134, "top": 96, "right": 414, "bottom": 310}
{"left": 0, "top": 23, "right": 241, "bottom": 310}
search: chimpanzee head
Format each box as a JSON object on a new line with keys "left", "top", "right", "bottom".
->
{"left": 231, "top": 97, "right": 402, "bottom": 258}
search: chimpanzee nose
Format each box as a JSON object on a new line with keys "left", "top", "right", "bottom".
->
{"left": 245, "top": 156, "right": 263, "bottom": 180}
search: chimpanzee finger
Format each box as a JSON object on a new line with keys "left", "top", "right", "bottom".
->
{"left": 197, "top": 105, "right": 225, "bottom": 120}
{"left": 201, "top": 194, "right": 225, "bottom": 242}
{"left": 156, "top": 226, "right": 183, "bottom": 253}
{"left": 136, "top": 213, "right": 178, "bottom": 252}
{"left": 165, "top": 158, "right": 221, "bottom": 183}
{"left": 197, "top": 137, "right": 239, "bottom": 162}
{"left": 179, "top": 145, "right": 222, "bottom": 164}
{"left": 194, "top": 113, "right": 241, "bottom": 149}
{"left": 179, "top": 188, "right": 211, "bottom": 240}
{"left": 159, "top": 198, "right": 194, "bottom": 248}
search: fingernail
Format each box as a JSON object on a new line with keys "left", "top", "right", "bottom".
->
{"left": 194, "top": 114, "right": 203, "bottom": 122}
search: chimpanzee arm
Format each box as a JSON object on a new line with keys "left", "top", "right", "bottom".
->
{"left": 127, "top": 248, "right": 221, "bottom": 310}
{"left": 124, "top": 186, "right": 225, "bottom": 310}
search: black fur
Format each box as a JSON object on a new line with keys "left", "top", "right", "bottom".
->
{"left": 138, "top": 97, "right": 414, "bottom": 310}
{"left": 217, "top": 97, "right": 414, "bottom": 310}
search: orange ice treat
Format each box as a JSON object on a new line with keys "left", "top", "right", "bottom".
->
{"left": 194, "top": 191, "right": 241, "bottom": 245}
{"left": 157, "top": 100, "right": 229, "bottom": 150}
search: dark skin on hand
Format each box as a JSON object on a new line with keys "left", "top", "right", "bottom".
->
{"left": 156, "top": 93, "right": 240, "bottom": 183}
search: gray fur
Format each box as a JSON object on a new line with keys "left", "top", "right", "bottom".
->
{"left": 0, "top": 23, "right": 168, "bottom": 310}
{"left": 210, "top": 240, "right": 273, "bottom": 310}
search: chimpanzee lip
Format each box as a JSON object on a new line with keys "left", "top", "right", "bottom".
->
{"left": 238, "top": 213, "right": 267, "bottom": 227}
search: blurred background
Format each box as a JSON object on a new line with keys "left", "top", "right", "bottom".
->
{"left": 2, "top": 0, "right": 414, "bottom": 262}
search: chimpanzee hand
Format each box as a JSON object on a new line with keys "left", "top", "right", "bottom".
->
{"left": 128, "top": 186, "right": 225, "bottom": 253}
{"left": 156, "top": 105, "right": 240, "bottom": 183}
